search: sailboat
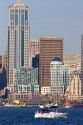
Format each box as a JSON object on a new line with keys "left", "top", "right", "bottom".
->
{"left": 34, "top": 108, "right": 67, "bottom": 118}
{"left": 35, "top": 93, "right": 67, "bottom": 118}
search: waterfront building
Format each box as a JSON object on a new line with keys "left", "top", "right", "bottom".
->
{"left": 29, "top": 40, "right": 39, "bottom": 67}
{"left": 39, "top": 37, "right": 63, "bottom": 92}
{"left": 50, "top": 57, "right": 69, "bottom": 95}
{"left": 13, "top": 67, "right": 31, "bottom": 94}
{"left": 8, "top": 0, "right": 30, "bottom": 91}
{"left": 9, "top": 92, "right": 51, "bottom": 102}
{"left": 63, "top": 54, "right": 80, "bottom": 73}
{"left": 13, "top": 67, "right": 39, "bottom": 94}
{"left": 68, "top": 71, "right": 81, "bottom": 100}
{"left": 10, "top": 92, "right": 32, "bottom": 101}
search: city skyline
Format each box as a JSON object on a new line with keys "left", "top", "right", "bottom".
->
{"left": 0, "top": 0, "right": 83, "bottom": 54}
{"left": 0, "top": 0, "right": 83, "bottom": 110}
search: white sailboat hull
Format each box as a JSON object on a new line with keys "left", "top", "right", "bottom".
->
{"left": 34, "top": 111, "right": 67, "bottom": 118}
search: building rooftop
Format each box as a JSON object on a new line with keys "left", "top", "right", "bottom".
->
{"left": 40, "top": 37, "right": 64, "bottom": 41}
{"left": 52, "top": 57, "right": 62, "bottom": 62}
{"left": 9, "top": 0, "right": 29, "bottom": 9}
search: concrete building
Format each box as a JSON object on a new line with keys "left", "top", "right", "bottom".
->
{"left": 13, "top": 67, "right": 39, "bottom": 94}
{"left": 13, "top": 67, "right": 31, "bottom": 94}
{"left": 31, "top": 85, "right": 39, "bottom": 93}
{"left": 63, "top": 54, "right": 80, "bottom": 73}
{"left": 8, "top": 0, "right": 30, "bottom": 91}
{"left": 39, "top": 37, "right": 63, "bottom": 91}
{"left": 41, "top": 86, "right": 51, "bottom": 95}
{"left": 68, "top": 71, "right": 81, "bottom": 100}
{"left": 10, "top": 92, "right": 32, "bottom": 101}
{"left": 50, "top": 57, "right": 69, "bottom": 95}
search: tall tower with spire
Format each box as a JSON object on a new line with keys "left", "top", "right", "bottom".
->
{"left": 8, "top": 0, "right": 30, "bottom": 91}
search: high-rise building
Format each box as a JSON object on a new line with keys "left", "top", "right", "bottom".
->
{"left": 13, "top": 67, "right": 39, "bottom": 94}
{"left": 68, "top": 71, "right": 81, "bottom": 100}
{"left": 8, "top": 0, "right": 30, "bottom": 90}
{"left": 39, "top": 37, "right": 63, "bottom": 90}
{"left": 50, "top": 57, "right": 69, "bottom": 95}
{"left": 81, "top": 35, "right": 83, "bottom": 95}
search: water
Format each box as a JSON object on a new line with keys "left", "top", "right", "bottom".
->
{"left": 0, "top": 107, "right": 83, "bottom": 125}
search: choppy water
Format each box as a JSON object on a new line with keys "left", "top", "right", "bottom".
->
{"left": 0, "top": 107, "right": 83, "bottom": 125}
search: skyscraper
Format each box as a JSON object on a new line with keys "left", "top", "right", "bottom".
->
{"left": 39, "top": 37, "right": 63, "bottom": 92}
{"left": 50, "top": 57, "right": 69, "bottom": 95}
{"left": 8, "top": 0, "right": 30, "bottom": 90}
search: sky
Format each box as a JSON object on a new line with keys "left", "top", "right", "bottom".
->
{"left": 0, "top": 0, "right": 83, "bottom": 54}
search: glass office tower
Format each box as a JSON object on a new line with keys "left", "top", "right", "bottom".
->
{"left": 8, "top": 0, "right": 30, "bottom": 90}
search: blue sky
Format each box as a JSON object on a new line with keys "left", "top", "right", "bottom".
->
{"left": 0, "top": 0, "right": 83, "bottom": 54}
